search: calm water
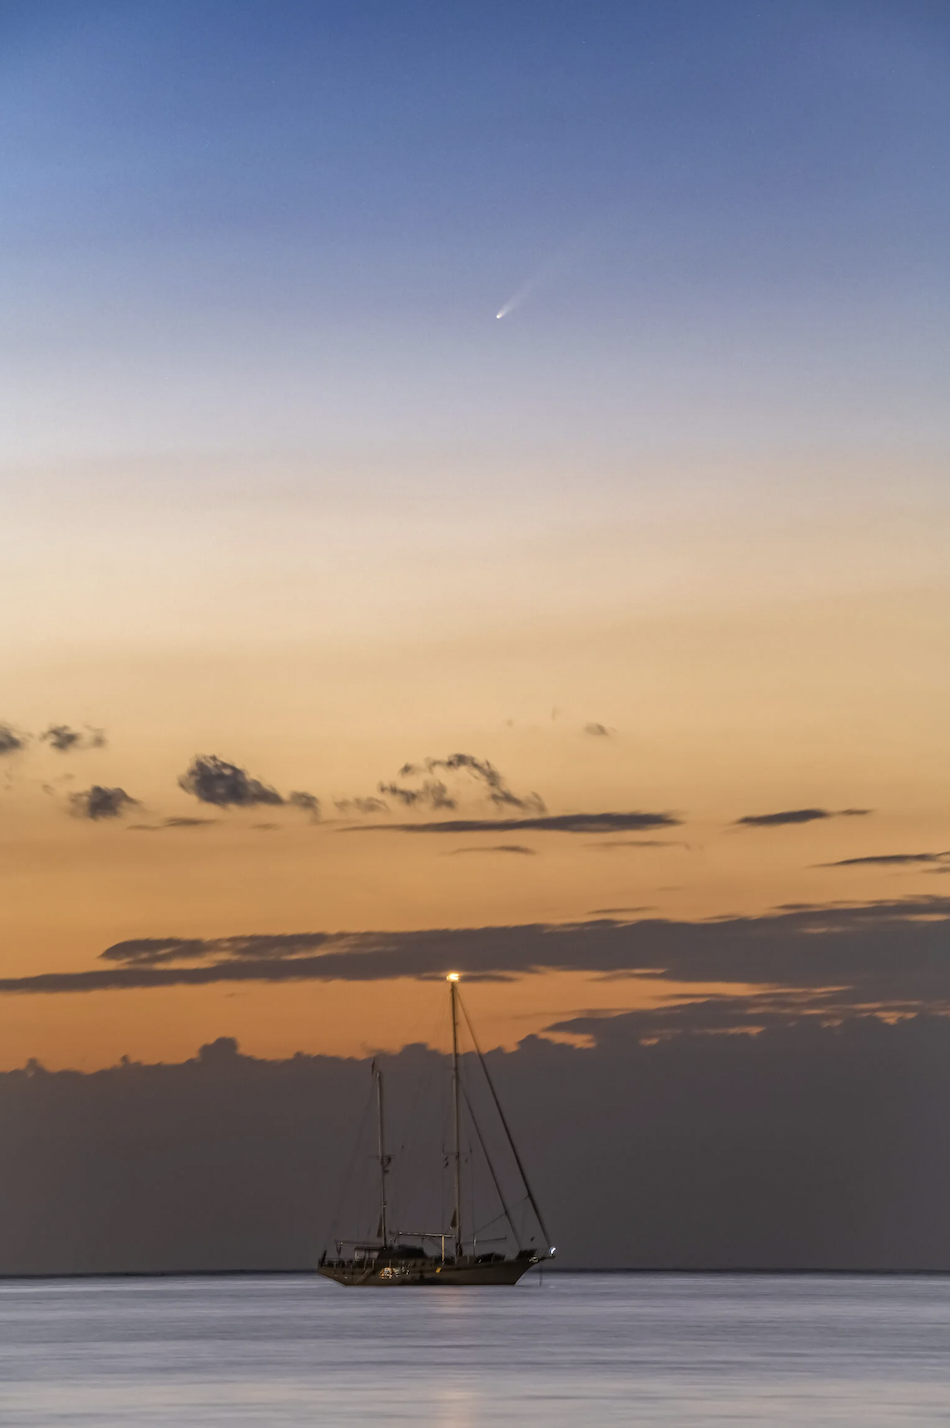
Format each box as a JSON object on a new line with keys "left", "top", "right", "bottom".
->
{"left": 0, "top": 1272, "right": 949, "bottom": 1425}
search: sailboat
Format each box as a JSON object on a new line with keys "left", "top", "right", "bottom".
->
{"left": 319, "top": 973, "right": 555, "bottom": 1286}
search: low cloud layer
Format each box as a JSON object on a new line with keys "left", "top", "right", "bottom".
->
{"left": 68, "top": 786, "right": 138, "bottom": 821}
{"left": 342, "top": 812, "right": 681, "bottom": 836}
{"left": 4, "top": 1018, "right": 950, "bottom": 1273}
{"left": 735, "top": 807, "right": 872, "bottom": 828}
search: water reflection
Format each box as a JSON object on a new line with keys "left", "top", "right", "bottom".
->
{"left": 1, "top": 1274, "right": 949, "bottom": 1426}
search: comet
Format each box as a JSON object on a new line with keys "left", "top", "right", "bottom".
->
{"left": 494, "top": 247, "right": 570, "bottom": 321}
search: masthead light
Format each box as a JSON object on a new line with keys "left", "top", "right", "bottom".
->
{"left": 446, "top": 972, "right": 460, "bottom": 982}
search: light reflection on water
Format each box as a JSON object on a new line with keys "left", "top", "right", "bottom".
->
{"left": 0, "top": 1272, "right": 949, "bottom": 1425}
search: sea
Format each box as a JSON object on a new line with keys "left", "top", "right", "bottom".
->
{"left": 0, "top": 1272, "right": 948, "bottom": 1425}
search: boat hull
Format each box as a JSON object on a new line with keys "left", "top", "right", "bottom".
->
{"left": 319, "top": 1257, "right": 538, "bottom": 1287}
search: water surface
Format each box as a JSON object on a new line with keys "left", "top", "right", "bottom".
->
{"left": 0, "top": 1272, "right": 948, "bottom": 1425}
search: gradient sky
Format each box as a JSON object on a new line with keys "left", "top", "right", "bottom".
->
{"left": 1, "top": 0, "right": 948, "bottom": 1069}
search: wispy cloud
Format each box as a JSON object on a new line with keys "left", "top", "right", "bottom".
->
{"left": 0, "top": 724, "right": 27, "bottom": 756}
{"left": 341, "top": 812, "right": 681, "bottom": 835}
{"left": 128, "top": 817, "right": 218, "bottom": 832}
{"left": 377, "top": 779, "right": 455, "bottom": 810}
{"left": 817, "top": 851, "right": 950, "bottom": 868}
{"left": 585, "top": 839, "right": 677, "bottom": 851}
{"left": 397, "top": 753, "right": 545, "bottom": 813}
{"left": 68, "top": 786, "right": 138, "bottom": 820}
{"left": 288, "top": 791, "right": 321, "bottom": 821}
{"left": 334, "top": 796, "right": 389, "bottom": 815}
{"left": 40, "top": 724, "right": 107, "bottom": 753}
{"left": 583, "top": 723, "right": 613, "bottom": 737}
{"left": 734, "top": 808, "right": 872, "bottom": 828}
{"left": 447, "top": 844, "right": 537, "bottom": 856}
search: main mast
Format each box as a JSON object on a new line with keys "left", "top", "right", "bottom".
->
{"left": 373, "top": 1059, "right": 390, "bottom": 1247}
{"left": 448, "top": 972, "right": 462, "bottom": 1259}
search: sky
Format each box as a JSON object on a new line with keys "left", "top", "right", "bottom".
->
{"left": 1, "top": 0, "right": 948, "bottom": 1071}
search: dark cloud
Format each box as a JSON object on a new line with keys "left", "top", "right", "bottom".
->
{"left": 344, "top": 812, "right": 681, "bottom": 836}
{"left": 100, "top": 934, "right": 332, "bottom": 966}
{"left": 734, "top": 807, "right": 872, "bottom": 828}
{"left": 377, "top": 779, "right": 455, "bottom": 810}
{"left": 334, "top": 796, "right": 389, "bottom": 815}
{"left": 583, "top": 723, "right": 612, "bottom": 737}
{"left": 40, "top": 725, "right": 106, "bottom": 753}
{"left": 5, "top": 1020, "right": 950, "bottom": 1273}
{"left": 817, "top": 851, "right": 950, "bottom": 868}
{"left": 68, "top": 786, "right": 138, "bottom": 821}
{"left": 178, "top": 755, "right": 283, "bottom": 809}
{"left": 5, "top": 898, "right": 950, "bottom": 1025}
{"left": 288, "top": 791, "right": 321, "bottom": 821}
{"left": 0, "top": 724, "right": 27, "bottom": 756}
{"left": 397, "top": 753, "right": 545, "bottom": 814}
{"left": 447, "top": 845, "right": 537, "bottom": 856}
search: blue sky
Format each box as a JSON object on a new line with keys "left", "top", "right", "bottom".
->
{"left": 1, "top": 0, "right": 948, "bottom": 467}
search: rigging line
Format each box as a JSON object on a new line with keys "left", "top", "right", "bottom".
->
{"left": 460, "top": 1080, "right": 521, "bottom": 1250}
{"left": 458, "top": 990, "right": 553, "bottom": 1248}
{"left": 324, "top": 1075, "right": 376, "bottom": 1251}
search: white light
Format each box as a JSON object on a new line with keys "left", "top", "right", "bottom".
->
{"left": 447, "top": 972, "right": 460, "bottom": 982}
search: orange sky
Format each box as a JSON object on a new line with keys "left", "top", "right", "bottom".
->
{"left": 2, "top": 450, "right": 948, "bottom": 1068}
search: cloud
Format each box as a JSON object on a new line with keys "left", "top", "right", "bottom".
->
{"left": 588, "top": 906, "right": 655, "bottom": 915}
{"left": 342, "top": 812, "right": 682, "bottom": 835}
{"left": 334, "top": 796, "right": 389, "bottom": 815}
{"left": 288, "top": 791, "right": 321, "bottom": 821}
{"left": 585, "top": 839, "right": 677, "bottom": 851}
{"left": 100, "top": 934, "right": 333, "bottom": 966}
{"left": 377, "top": 779, "right": 455, "bottom": 810}
{"left": 397, "top": 753, "right": 545, "bottom": 813}
{"left": 0, "top": 724, "right": 27, "bottom": 756}
{"left": 583, "top": 723, "right": 612, "bottom": 737}
{"left": 734, "top": 808, "right": 872, "bottom": 828}
{"left": 40, "top": 725, "right": 107, "bottom": 753}
{"left": 178, "top": 755, "right": 283, "bottom": 809}
{"left": 9, "top": 1016, "right": 950, "bottom": 1273}
{"left": 6, "top": 897, "right": 950, "bottom": 1021}
{"left": 447, "top": 845, "right": 537, "bottom": 856}
{"left": 817, "top": 852, "right": 950, "bottom": 868}
{"left": 7, "top": 1018, "right": 950, "bottom": 1274}
{"left": 68, "top": 786, "right": 138, "bottom": 821}
{"left": 128, "top": 817, "right": 217, "bottom": 832}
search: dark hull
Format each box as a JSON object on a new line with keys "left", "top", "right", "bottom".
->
{"left": 319, "top": 1256, "right": 538, "bottom": 1287}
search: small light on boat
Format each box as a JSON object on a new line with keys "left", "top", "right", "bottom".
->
{"left": 446, "top": 972, "right": 460, "bottom": 982}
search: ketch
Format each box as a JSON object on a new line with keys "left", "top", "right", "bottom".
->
{"left": 319, "top": 973, "right": 555, "bottom": 1286}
